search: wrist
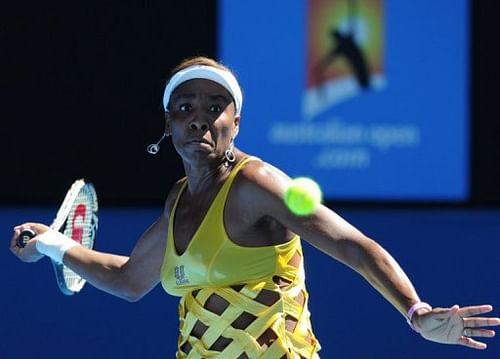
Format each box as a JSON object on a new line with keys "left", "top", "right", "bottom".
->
{"left": 406, "top": 302, "right": 432, "bottom": 332}
{"left": 35, "top": 229, "right": 80, "bottom": 264}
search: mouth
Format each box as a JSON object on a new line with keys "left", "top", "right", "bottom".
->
{"left": 185, "top": 138, "right": 212, "bottom": 146}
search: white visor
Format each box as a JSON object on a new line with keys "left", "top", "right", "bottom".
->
{"left": 163, "top": 64, "right": 243, "bottom": 116}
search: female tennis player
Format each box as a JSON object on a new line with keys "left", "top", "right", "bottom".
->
{"left": 11, "top": 56, "right": 500, "bottom": 358}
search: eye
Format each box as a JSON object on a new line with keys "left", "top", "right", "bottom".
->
{"left": 179, "top": 103, "right": 192, "bottom": 112}
{"left": 209, "top": 104, "right": 222, "bottom": 113}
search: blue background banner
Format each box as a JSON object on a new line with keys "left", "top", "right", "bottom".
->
{"left": 219, "top": 0, "right": 469, "bottom": 201}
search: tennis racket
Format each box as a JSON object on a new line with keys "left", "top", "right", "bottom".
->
{"left": 18, "top": 179, "right": 98, "bottom": 295}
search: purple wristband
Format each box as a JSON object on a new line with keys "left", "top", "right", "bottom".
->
{"left": 406, "top": 302, "right": 432, "bottom": 332}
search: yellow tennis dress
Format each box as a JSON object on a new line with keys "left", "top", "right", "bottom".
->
{"left": 161, "top": 157, "right": 321, "bottom": 358}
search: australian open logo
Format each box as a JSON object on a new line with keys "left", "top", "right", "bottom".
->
{"left": 303, "top": 0, "right": 386, "bottom": 119}
{"left": 174, "top": 265, "right": 189, "bottom": 285}
{"left": 269, "top": 0, "right": 411, "bottom": 172}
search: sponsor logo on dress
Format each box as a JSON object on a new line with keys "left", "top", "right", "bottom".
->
{"left": 174, "top": 265, "right": 189, "bottom": 285}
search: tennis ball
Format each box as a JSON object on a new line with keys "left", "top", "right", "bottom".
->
{"left": 284, "top": 177, "right": 322, "bottom": 216}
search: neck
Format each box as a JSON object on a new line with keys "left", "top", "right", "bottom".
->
{"left": 182, "top": 151, "right": 239, "bottom": 196}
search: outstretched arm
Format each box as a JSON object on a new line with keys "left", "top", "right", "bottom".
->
{"left": 10, "top": 182, "right": 180, "bottom": 302}
{"left": 243, "top": 161, "right": 500, "bottom": 350}
{"left": 301, "top": 206, "right": 500, "bottom": 349}
{"left": 11, "top": 213, "right": 167, "bottom": 302}
{"left": 61, "top": 214, "right": 168, "bottom": 301}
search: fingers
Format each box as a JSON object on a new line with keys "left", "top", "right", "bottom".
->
{"left": 14, "top": 222, "right": 41, "bottom": 233}
{"left": 13, "top": 223, "right": 33, "bottom": 233}
{"left": 463, "top": 327, "right": 496, "bottom": 338}
{"left": 431, "top": 305, "right": 499, "bottom": 323}
{"left": 464, "top": 317, "right": 500, "bottom": 328}
{"left": 458, "top": 336, "right": 488, "bottom": 350}
{"left": 10, "top": 227, "right": 22, "bottom": 253}
{"left": 458, "top": 305, "right": 493, "bottom": 317}
{"left": 460, "top": 305, "right": 500, "bottom": 333}
{"left": 11, "top": 223, "right": 45, "bottom": 247}
{"left": 10, "top": 223, "right": 40, "bottom": 256}
{"left": 10, "top": 227, "right": 20, "bottom": 244}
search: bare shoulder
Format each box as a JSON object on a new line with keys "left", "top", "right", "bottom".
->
{"left": 237, "top": 158, "right": 290, "bottom": 193}
{"left": 228, "top": 158, "right": 291, "bottom": 219}
{"left": 224, "top": 157, "right": 297, "bottom": 245}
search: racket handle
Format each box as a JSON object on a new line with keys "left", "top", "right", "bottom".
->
{"left": 17, "top": 229, "right": 37, "bottom": 248}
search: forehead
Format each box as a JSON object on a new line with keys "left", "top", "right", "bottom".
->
{"left": 171, "top": 79, "right": 232, "bottom": 100}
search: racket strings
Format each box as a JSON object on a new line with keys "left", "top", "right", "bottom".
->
{"left": 53, "top": 182, "right": 98, "bottom": 295}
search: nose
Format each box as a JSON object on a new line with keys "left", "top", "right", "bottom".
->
{"left": 189, "top": 117, "right": 209, "bottom": 132}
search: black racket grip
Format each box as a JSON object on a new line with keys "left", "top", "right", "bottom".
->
{"left": 17, "top": 229, "right": 37, "bottom": 248}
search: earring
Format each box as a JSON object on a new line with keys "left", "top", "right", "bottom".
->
{"left": 224, "top": 139, "right": 236, "bottom": 167}
{"left": 147, "top": 131, "right": 171, "bottom": 155}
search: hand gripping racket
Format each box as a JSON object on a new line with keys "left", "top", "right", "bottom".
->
{"left": 18, "top": 179, "right": 98, "bottom": 295}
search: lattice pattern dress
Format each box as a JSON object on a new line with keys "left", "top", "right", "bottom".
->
{"left": 161, "top": 157, "right": 321, "bottom": 358}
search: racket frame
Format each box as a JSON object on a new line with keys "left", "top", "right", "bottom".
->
{"left": 49, "top": 179, "right": 98, "bottom": 295}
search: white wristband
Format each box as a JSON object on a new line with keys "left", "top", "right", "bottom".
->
{"left": 35, "top": 229, "right": 80, "bottom": 264}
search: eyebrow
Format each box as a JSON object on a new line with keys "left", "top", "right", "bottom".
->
{"left": 208, "top": 94, "right": 230, "bottom": 102}
{"left": 171, "top": 93, "right": 196, "bottom": 101}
